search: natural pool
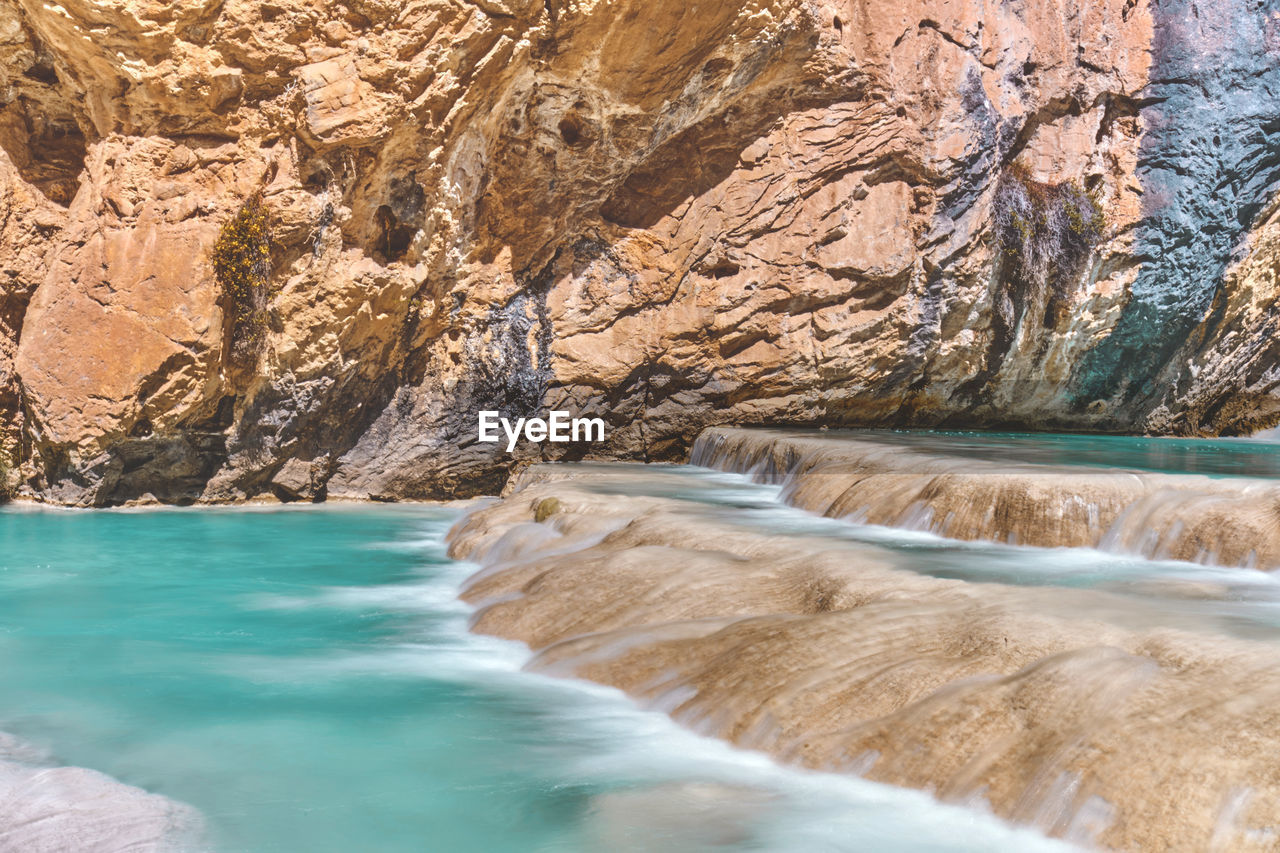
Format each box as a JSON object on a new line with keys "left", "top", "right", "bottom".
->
{"left": 8, "top": 430, "right": 1280, "bottom": 851}
{"left": 0, "top": 498, "right": 1072, "bottom": 852}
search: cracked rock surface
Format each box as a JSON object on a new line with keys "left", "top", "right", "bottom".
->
{"left": 1, "top": 0, "right": 1279, "bottom": 504}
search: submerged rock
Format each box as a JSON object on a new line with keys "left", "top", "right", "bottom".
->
{"left": 0, "top": 734, "right": 203, "bottom": 852}
{"left": 0, "top": 0, "right": 1278, "bottom": 504}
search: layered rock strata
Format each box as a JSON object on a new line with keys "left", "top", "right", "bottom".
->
{"left": 693, "top": 427, "right": 1280, "bottom": 569}
{"left": 448, "top": 466, "right": 1280, "bottom": 852}
{"left": 0, "top": 0, "right": 1279, "bottom": 504}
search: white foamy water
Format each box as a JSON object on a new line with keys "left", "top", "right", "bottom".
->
{"left": 261, "top": 520, "right": 1083, "bottom": 853}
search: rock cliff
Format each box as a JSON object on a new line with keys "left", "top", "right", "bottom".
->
{"left": 1, "top": 0, "right": 1279, "bottom": 504}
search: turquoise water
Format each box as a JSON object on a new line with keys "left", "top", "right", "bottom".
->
{"left": 0, "top": 503, "right": 1074, "bottom": 852}
{"left": 814, "top": 428, "right": 1280, "bottom": 479}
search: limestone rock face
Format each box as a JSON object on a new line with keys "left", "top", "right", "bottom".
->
{"left": 0, "top": 0, "right": 1278, "bottom": 503}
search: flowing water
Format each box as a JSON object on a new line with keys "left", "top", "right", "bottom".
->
{"left": 4, "top": 430, "right": 1280, "bottom": 851}
{"left": 689, "top": 427, "right": 1280, "bottom": 569}
{"left": 514, "top": 458, "right": 1280, "bottom": 644}
{"left": 0, "top": 499, "right": 1076, "bottom": 853}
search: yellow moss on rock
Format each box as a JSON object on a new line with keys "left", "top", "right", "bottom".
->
{"left": 211, "top": 196, "right": 273, "bottom": 354}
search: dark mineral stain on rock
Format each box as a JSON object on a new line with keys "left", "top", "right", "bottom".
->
{"left": 1071, "top": 0, "right": 1280, "bottom": 410}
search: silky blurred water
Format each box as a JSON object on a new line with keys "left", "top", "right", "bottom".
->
{"left": 0, "top": 503, "right": 1077, "bottom": 853}
{"left": 537, "top": 459, "right": 1280, "bottom": 643}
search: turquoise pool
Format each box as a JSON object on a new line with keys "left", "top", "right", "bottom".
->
{"left": 0, "top": 502, "right": 1069, "bottom": 852}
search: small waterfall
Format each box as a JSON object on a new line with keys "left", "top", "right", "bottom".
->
{"left": 449, "top": 465, "right": 1280, "bottom": 851}
{"left": 690, "top": 428, "right": 1280, "bottom": 570}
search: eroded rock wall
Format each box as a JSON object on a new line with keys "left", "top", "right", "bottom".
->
{"left": 0, "top": 0, "right": 1278, "bottom": 503}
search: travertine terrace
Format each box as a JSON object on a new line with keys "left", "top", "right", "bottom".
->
{"left": 449, "top": 462, "right": 1280, "bottom": 851}
{"left": 693, "top": 427, "right": 1280, "bottom": 568}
